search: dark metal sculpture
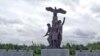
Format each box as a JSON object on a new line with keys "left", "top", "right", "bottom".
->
{"left": 44, "top": 7, "right": 66, "bottom": 48}
{"left": 46, "top": 7, "right": 66, "bottom": 16}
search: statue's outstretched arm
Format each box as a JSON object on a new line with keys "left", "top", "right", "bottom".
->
{"left": 43, "top": 30, "right": 49, "bottom": 37}
{"left": 62, "top": 17, "right": 65, "bottom": 25}
{"left": 43, "top": 24, "right": 50, "bottom": 37}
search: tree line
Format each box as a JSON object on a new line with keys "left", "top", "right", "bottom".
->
{"left": 0, "top": 42, "right": 100, "bottom": 55}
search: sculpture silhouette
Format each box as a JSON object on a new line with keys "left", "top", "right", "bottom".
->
{"left": 58, "top": 17, "right": 65, "bottom": 48}
{"left": 44, "top": 23, "right": 53, "bottom": 48}
{"left": 46, "top": 7, "right": 66, "bottom": 27}
{"left": 44, "top": 7, "right": 66, "bottom": 48}
{"left": 46, "top": 7, "right": 66, "bottom": 16}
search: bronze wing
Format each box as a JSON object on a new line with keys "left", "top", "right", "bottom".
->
{"left": 57, "top": 8, "right": 66, "bottom": 14}
{"left": 46, "top": 7, "right": 54, "bottom": 12}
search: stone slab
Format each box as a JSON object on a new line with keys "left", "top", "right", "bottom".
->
{"left": 0, "top": 49, "right": 33, "bottom": 56}
{"left": 41, "top": 49, "right": 69, "bottom": 56}
{"left": 76, "top": 50, "right": 100, "bottom": 56}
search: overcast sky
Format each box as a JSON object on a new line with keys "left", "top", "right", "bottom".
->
{"left": 0, "top": 0, "right": 100, "bottom": 45}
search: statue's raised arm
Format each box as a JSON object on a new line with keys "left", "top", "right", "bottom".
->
{"left": 62, "top": 17, "right": 65, "bottom": 25}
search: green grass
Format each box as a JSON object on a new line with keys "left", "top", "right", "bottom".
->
{"left": 34, "top": 54, "right": 40, "bottom": 56}
{"left": 34, "top": 54, "right": 75, "bottom": 56}
{"left": 70, "top": 55, "right": 75, "bottom": 56}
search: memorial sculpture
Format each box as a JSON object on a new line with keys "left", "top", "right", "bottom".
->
{"left": 44, "top": 7, "right": 66, "bottom": 48}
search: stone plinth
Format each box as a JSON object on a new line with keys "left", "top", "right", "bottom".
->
{"left": 41, "top": 49, "right": 69, "bottom": 56}
{"left": 76, "top": 50, "right": 100, "bottom": 56}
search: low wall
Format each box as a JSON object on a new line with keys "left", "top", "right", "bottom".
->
{"left": 0, "top": 49, "right": 33, "bottom": 56}
{"left": 76, "top": 50, "right": 100, "bottom": 56}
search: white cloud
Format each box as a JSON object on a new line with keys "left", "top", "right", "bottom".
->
{"left": 0, "top": 0, "right": 100, "bottom": 45}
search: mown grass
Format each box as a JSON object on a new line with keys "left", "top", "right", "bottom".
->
{"left": 35, "top": 54, "right": 75, "bottom": 56}
{"left": 34, "top": 54, "right": 40, "bottom": 56}
{"left": 70, "top": 55, "right": 75, "bottom": 56}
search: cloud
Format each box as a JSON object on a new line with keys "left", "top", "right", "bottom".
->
{"left": 0, "top": 0, "right": 100, "bottom": 45}
{"left": 73, "top": 29, "right": 96, "bottom": 39}
{"left": 90, "top": 3, "right": 100, "bottom": 13}
{"left": 0, "top": 17, "right": 22, "bottom": 25}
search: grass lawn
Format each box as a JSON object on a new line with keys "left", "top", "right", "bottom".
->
{"left": 34, "top": 54, "right": 40, "bottom": 56}
{"left": 35, "top": 54, "right": 75, "bottom": 56}
{"left": 70, "top": 55, "right": 75, "bottom": 56}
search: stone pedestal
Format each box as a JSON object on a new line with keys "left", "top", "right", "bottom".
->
{"left": 41, "top": 49, "right": 69, "bottom": 56}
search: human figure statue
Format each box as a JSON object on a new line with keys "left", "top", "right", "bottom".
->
{"left": 43, "top": 23, "right": 52, "bottom": 48}
{"left": 52, "top": 22, "right": 59, "bottom": 48}
{"left": 44, "top": 7, "right": 66, "bottom": 48}
{"left": 57, "top": 17, "right": 66, "bottom": 48}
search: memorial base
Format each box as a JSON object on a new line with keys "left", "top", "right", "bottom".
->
{"left": 41, "top": 49, "right": 69, "bottom": 56}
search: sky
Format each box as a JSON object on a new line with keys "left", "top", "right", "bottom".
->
{"left": 0, "top": 0, "right": 100, "bottom": 45}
